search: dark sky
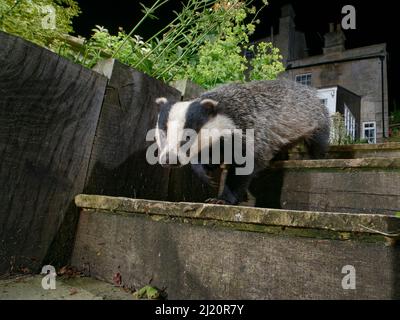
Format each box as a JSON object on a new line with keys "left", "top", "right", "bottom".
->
{"left": 73, "top": 0, "right": 399, "bottom": 110}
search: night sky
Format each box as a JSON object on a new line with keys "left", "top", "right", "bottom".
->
{"left": 72, "top": 0, "right": 398, "bottom": 110}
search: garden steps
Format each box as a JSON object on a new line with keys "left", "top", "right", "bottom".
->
{"left": 252, "top": 156, "right": 400, "bottom": 215}
{"left": 2, "top": 31, "right": 399, "bottom": 299}
{"left": 71, "top": 194, "right": 400, "bottom": 299}
{"left": 289, "top": 142, "right": 400, "bottom": 160}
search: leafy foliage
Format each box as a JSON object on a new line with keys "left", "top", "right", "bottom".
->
{"left": 0, "top": 0, "right": 80, "bottom": 50}
{"left": 390, "top": 110, "right": 400, "bottom": 124}
{"left": 330, "top": 112, "right": 368, "bottom": 145}
{"left": 0, "top": 0, "right": 284, "bottom": 89}
{"left": 74, "top": 0, "right": 284, "bottom": 88}
{"left": 181, "top": 2, "right": 285, "bottom": 88}
{"left": 248, "top": 42, "right": 285, "bottom": 81}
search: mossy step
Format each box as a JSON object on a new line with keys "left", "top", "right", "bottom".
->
{"left": 75, "top": 194, "right": 400, "bottom": 242}
{"left": 289, "top": 143, "right": 400, "bottom": 160}
{"left": 273, "top": 157, "right": 400, "bottom": 170}
{"left": 72, "top": 194, "right": 400, "bottom": 299}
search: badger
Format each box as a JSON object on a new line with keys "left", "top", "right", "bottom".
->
{"left": 154, "top": 79, "right": 330, "bottom": 205}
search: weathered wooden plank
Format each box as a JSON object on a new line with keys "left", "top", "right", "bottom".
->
{"left": 0, "top": 32, "right": 107, "bottom": 275}
{"left": 85, "top": 59, "right": 214, "bottom": 202}
{"left": 254, "top": 165, "right": 400, "bottom": 215}
{"left": 170, "top": 79, "right": 205, "bottom": 100}
{"left": 72, "top": 195, "right": 400, "bottom": 299}
{"left": 74, "top": 195, "right": 400, "bottom": 234}
{"left": 84, "top": 59, "right": 179, "bottom": 200}
{"left": 289, "top": 142, "right": 400, "bottom": 160}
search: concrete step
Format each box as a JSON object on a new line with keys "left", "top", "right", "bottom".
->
{"left": 289, "top": 142, "right": 400, "bottom": 160}
{"left": 0, "top": 274, "right": 135, "bottom": 300}
{"left": 71, "top": 194, "right": 400, "bottom": 299}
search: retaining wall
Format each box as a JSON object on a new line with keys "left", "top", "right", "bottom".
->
{"left": 72, "top": 194, "right": 400, "bottom": 299}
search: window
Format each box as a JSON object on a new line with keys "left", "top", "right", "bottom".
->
{"left": 362, "top": 122, "right": 376, "bottom": 144}
{"left": 295, "top": 73, "right": 312, "bottom": 86}
{"left": 344, "top": 104, "right": 356, "bottom": 141}
{"left": 320, "top": 98, "right": 328, "bottom": 107}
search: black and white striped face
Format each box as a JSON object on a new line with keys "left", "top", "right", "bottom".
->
{"left": 155, "top": 97, "right": 232, "bottom": 167}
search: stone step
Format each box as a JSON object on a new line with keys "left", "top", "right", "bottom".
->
{"left": 289, "top": 142, "right": 400, "bottom": 160}
{"left": 71, "top": 194, "right": 400, "bottom": 299}
{"left": 252, "top": 157, "right": 400, "bottom": 215}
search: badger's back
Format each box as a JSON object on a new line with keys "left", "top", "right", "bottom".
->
{"left": 200, "top": 79, "right": 330, "bottom": 164}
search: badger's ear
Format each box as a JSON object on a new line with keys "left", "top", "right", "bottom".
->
{"left": 155, "top": 97, "right": 168, "bottom": 106}
{"left": 200, "top": 99, "right": 218, "bottom": 114}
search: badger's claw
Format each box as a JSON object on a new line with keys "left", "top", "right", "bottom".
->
{"left": 205, "top": 198, "right": 229, "bottom": 205}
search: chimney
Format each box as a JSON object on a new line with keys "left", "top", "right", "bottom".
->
{"left": 323, "top": 23, "right": 346, "bottom": 54}
{"left": 278, "top": 4, "right": 296, "bottom": 64}
{"left": 281, "top": 3, "right": 295, "bottom": 18}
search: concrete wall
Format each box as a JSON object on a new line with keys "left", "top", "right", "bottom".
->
{"left": 72, "top": 195, "right": 400, "bottom": 299}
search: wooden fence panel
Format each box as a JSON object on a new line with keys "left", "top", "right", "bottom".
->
{"left": 85, "top": 59, "right": 214, "bottom": 202}
{"left": 0, "top": 32, "right": 107, "bottom": 275}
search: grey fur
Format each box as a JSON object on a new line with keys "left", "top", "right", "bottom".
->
{"left": 200, "top": 79, "right": 330, "bottom": 170}
{"left": 156, "top": 79, "right": 330, "bottom": 204}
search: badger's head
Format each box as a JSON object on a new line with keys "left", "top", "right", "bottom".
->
{"left": 154, "top": 96, "right": 220, "bottom": 168}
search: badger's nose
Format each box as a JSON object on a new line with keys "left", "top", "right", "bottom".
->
{"left": 160, "top": 152, "right": 181, "bottom": 168}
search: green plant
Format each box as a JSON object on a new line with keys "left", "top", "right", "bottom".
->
{"left": 177, "top": 0, "right": 285, "bottom": 88}
{"left": 392, "top": 127, "right": 400, "bottom": 135}
{"left": 330, "top": 112, "right": 354, "bottom": 145}
{"left": 66, "top": 25, "right": 153, "bottom": 69}
{"left": 64, "top": 0, "right": 229, "bottom": 73}
{"left": 352, "top": 138, "right": 369, "bottom": 144}
{"left": 70, "top": 0, "right": 283, "bottom": 88}
{"left": 1, "top": 0, "right": 284, "bottom": 89}
{"left": 0, "top": 0, "right": 80, "bottom": 50}
{"left": 390, "top": 110, "right": 400, "bottom": 124}
{"left": 389, "top": 126, "right": 400, "bottom": 139}
{"left": 248, "top": 41, "right": 285, "bottom": 81}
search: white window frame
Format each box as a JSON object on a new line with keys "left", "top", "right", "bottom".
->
{"left": 295, "top": 73, "right": 312, "bottom": 86}
{"left": 344, "top": 104, "right": 356, "bottom": 141}
{"left": 362, "top": 121, "right": 376, "bottom": 144}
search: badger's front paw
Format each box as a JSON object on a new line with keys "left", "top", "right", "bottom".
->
{"left": 205, "top": 198, "right": 231, "bottom": 205}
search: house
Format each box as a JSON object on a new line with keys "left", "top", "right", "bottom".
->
{"left": 259, "top": 4, "right": 389, "bottom": 143}
{"left": 317, "top": 86, "right": 362, "bottom": 142}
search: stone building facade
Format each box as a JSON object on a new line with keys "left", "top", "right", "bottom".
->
{"left": 260, "top": 5, "right": 389, "bottom": 142}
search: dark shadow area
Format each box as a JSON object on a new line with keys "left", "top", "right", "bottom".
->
{"left": 42, "top": 202, "right": 81, "bottom": 270}
{"left": 393, "top": 244, "right": 400, "bottom": 299}
{"left": 249, "top": 168, "right": 284, "bottom": 209}
{"left": 84, "top": 148, "right": 216, "bottom": 203}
